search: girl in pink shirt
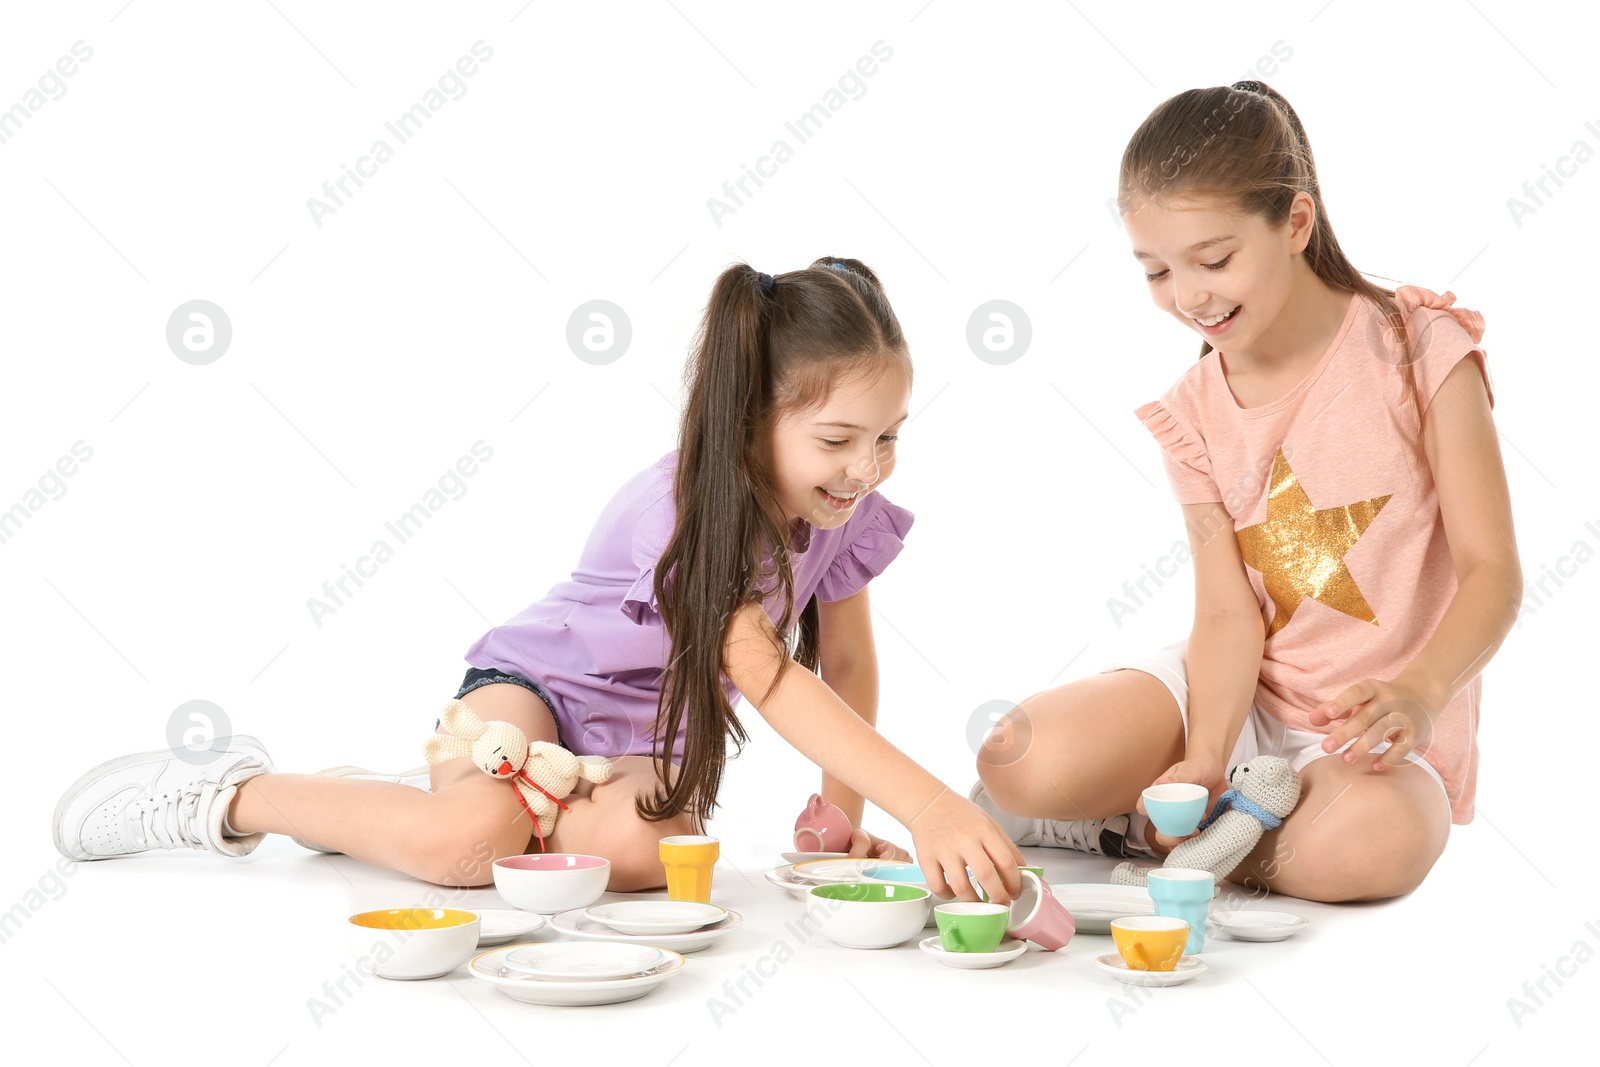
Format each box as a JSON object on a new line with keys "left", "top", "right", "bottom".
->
{"left": 974, "top": 81, "right": 1522, "bottom": 902}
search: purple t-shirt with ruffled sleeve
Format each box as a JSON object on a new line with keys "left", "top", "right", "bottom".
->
{"left": 463, "top": 451, "right": 913, "bottom": 762}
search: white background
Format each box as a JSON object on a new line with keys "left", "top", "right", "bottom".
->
{"left": 2, "top": 2, "right": 1595, "bottom": 1064}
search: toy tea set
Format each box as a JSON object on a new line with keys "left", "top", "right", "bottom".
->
{"left": 771, "top": 756, "right": 1312, "bottom": 984}
{"left": 342, "top": 703, "right": 1308, "bottom": 1003}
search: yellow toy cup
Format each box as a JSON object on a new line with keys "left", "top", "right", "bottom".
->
{"left": 658, "top": 835, "right": 719, "bottom": 902}
{"left": 1111, "top": 915, "right": 1190, "bottom": 972}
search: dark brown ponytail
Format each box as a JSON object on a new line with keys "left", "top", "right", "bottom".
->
{"left": 639, "top": 257, "right": 912, "bottom": 825}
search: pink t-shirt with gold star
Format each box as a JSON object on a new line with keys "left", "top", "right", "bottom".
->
{"left": 1134, "top": 286, "right": 1491, "bottom": 824}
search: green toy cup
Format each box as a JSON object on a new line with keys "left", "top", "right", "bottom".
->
{"left": 934, "top": 902, "right": 1010, "bottom": 953}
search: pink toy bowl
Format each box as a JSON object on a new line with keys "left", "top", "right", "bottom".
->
{"left": 493, "top": 853, "right": 611, "bottom": 914}
{"left": 794, "top": 794, "right": 853, "bottom": 854}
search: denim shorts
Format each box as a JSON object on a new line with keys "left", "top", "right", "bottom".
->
{"left": 447, "top": 666, "right": 564, "bottom": 748}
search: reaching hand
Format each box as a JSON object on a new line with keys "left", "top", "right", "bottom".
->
{"left": 907, "top": 788, "right": 1026, "bottom": 904}
{"left": 1309, "top": 677, "right": 1438, "bottom": 771}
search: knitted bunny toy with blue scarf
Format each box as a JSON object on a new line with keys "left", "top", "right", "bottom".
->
{"left": 1111, "top": 755, "right": 1302, "bottom": 888}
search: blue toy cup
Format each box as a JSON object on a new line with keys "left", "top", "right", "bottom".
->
{"left": 1146, "top": 867, "right": 1214, "bottom": 955}
{"left": 1141, "top": 782, "right": 1210, "bottom": 838}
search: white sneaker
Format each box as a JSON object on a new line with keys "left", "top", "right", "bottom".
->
{"left": 54, "top": 737, "right": 274, "bottom": 860}
{"left": 291, "top": 765, "right": 432, "bottom": 855}
{"left": 968, "top": 781, "right": 1152, "bottom": 858}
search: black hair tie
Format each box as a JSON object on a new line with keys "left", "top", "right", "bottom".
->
{"left": 758, "top": 272, "right": 774, "bottom": 294}
{"left": 1233, "top": 80, "right": 1264, "bottom": 94}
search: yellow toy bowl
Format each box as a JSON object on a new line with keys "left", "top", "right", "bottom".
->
{"left": 347, "top": 907, "right": 481, "bottom": 980}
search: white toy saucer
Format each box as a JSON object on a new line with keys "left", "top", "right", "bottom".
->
{"left": 919, "top": 936, "right": 1027, "bottom": 969}
{"left": 549, "top": 906, "right": 743, "bottom": 953}
{"left": 1095, "top": 952, "right": 1207, "bottom": 986}
{"left": 1211, "top": 910, "right": 1309, "bottom": 942}
{"left": 584, "top": 900, "right": 728, "bottom": 936}
{"left": 470, "top": 909, "right": 546, "bottom": 947}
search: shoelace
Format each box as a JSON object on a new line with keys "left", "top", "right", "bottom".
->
{"left": 1041, "top": 814, "right": 1141, "bottom": 856}
{"left": 134, "top": 784, "right": 208, "bottom": 851}
{"left": 1037, "top": 817, "right": 1104, "bottom": 852}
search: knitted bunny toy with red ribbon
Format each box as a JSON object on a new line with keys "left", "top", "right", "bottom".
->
{"left": 423, "top": 699, "right": 613, "bottom": 850}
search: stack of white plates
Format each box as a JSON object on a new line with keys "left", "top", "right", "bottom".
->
{"left": 764, "top": 863, "right": 815, "bottom": 900}
{"left": 470, "top": 942, "right": 686, "bottom": 1006}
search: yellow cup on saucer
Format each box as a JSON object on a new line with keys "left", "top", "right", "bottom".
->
{"left": 1111, "top": 915, "right": 1190, "bottom": 971}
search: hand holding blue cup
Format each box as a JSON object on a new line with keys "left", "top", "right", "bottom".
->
{"left": 1141, "top": 782, "right": 1211, "bottom": 838}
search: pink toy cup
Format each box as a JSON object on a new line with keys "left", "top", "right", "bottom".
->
{"left": 793, "top": 794, "right": 853, "bottom": 854}
{"left": 1005, "top": 870, "right": 1075, "bottom": 951}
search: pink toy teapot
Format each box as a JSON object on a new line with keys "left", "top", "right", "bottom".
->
{"left": 793, "top": 794, "right": 853, "bottom": 853}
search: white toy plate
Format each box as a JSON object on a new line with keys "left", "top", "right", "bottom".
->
{"left": 470, "top": 909, "right": 546, "bottom": 947}
{"left": 781, "top": 851, "right": 849, "bottom": 865}
{"left": 765, "top": 863, "right": 815, "bottom": 900}
{"left": 792, "top": 858, "right": 903, "bottom": 884}
{"left": 470, "top": 946, "right": 685, "bottom": 1005}
{"left": 1049, "top": 883, "right": 1155, "bottom": 934}
{"left": 502, "top": 942, "right": 663, "bottom": 981}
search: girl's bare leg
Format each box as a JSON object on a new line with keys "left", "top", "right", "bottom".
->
{"left": 544, "top": 756, "right": 698, "bottom": 891}
{"left": 982, "top": 667, "right": 1450, "bottom": 900}
{"left": 1224, "top": 754, "right": 1450, "bottom": 902}
{"left": 228, "top": 682, "right": 695, "bottom": 888}
{"left": 976, "top": 668, "right": 1186, "bottom": 823}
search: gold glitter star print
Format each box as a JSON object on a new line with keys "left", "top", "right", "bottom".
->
{"left": 1234, "top": 449, "right": 1391, "bottom": 639}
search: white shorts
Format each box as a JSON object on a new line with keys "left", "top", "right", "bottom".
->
{"left": 1101, "top": 639, "right": 1448, "bottom": 798}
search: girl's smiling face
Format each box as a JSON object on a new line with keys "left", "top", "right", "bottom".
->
{"left": 1124, "top": 193, "right": 1314, "bottom": 357}
{"left": 766, "top": 362, "right": 910, "bottom": 531}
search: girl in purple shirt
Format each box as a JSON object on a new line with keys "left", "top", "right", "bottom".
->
{"left": 56, "top": 257, "right": 1025, "bottom": 903}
